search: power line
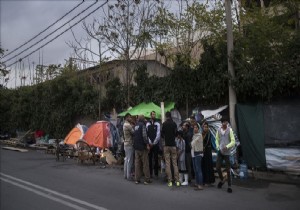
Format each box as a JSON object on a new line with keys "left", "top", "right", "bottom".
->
{"left": 3, "top": 1, "right": 98, "bottom": 64}
{"left": 6, "top": 0, "right": 109, "bottom": 69}
{"left": 2, "top": 1, "right": 85, "bottom": 59}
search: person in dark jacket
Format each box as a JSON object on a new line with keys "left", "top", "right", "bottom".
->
{"left": 182, "top": 122, "right": 193, "bottom": 182}
{"left": 201, "top": 122, "right": 215, "bottom": 186}
{"left": 146, "top": 111, "right": 161, "bottom": 179}
{"left": 133, "top": 115, "right": 151, "bottom": 185}
{"left": 161, "top": 111, "right": 180, "bottom": 187}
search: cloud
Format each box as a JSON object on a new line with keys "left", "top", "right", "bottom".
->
{"left": 1, "top": 0, "right": 103, "bottom": 88}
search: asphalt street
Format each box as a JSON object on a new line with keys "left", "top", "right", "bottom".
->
{"left": 0, "top": 146, "right": 299, "bottom": 210}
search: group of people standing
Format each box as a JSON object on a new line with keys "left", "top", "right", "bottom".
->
{"left": 122, "top": 110, "right": 235, "bottom": 193}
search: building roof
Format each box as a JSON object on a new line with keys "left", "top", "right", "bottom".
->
{"left": 79, "top": 59, "right": 171, "bottom": 74}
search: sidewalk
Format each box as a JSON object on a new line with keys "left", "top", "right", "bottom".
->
{"left": 250, "top": 170, "right": 300, "bottom": 185}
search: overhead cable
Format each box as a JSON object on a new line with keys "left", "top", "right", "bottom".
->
{"left": 2, "top": 0, "right": 85, "bottom": 59}
{"left": 6, "top": 0, "right": 109, "bottom": 69}
{"left": 3, "top": 0, "right": 98, "bottom": 64}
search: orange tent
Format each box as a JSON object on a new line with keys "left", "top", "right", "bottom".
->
{"left": 83, "top": 121, "right": 119, "bottom": 149}
{"left": 64, "top": 124, "right": 88, "bottom": 145}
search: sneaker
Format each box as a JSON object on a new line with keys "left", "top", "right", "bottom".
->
{"left": 190, "top": 183, "right": 198, "bottom": 187}
{"left": 168, "top": 182, "right": 173, "bottom": 187}
{"left": 217, "top": 181, "right": 224, "bottom": 189}
{"left": 135, "top": 181, "right": 140, "bottom": 184}
{"left": 176, "top": 181, "right": 180, "bottom": 187}
{"left": 194, "top": 185, "right": 204, "bottom": 191}
{"left": 181, "top": 181, "right": 188, "bottom": 186}
{"left": 144, "top": 180, "right": 152, "bottom": 185}
{"left": 227, "top": 187, "right": 232, "bottom": 193}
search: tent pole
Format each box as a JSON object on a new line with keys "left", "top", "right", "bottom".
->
{"left": 161, "top": 102, "right": 165, "bottom": 123}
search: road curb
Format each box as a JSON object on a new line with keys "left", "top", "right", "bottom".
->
{"left": 250, "top": 170, "right": 300, "bottom": 185}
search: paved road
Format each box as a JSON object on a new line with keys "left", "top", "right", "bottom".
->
{"left": 0, "top": 146, "right": 299, "bottom": 210}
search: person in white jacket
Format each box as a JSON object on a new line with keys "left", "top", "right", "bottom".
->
{"left": 191, "top": 123, "right": 204, "bottom": 190}
{"left": 215, "top": 117, "right": 236, "bottom": 193}
{"left": 176, "top": 130, "right": 188, "bottom": 186}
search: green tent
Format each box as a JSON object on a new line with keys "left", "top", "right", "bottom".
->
{"left": 164, "top": 102, "right": 175, "bottom": 112}
{"left": 118, "top": 102, "right": 161, "bottom": 119}
{"left": 118, "top": 102, "right": 175, "bottom": 119}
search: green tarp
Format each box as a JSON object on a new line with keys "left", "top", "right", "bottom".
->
{"left": 118, "top": 102, "right": 175, "bottom": 119}
{"left": 164, "top": 102, "right": 175, "bottom": 114}
{"left": 236, "top": 103, "right": 266, "bottom": 168}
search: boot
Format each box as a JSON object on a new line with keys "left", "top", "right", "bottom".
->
{"left": 181, "top": 174, "right": 188, "bottom": 186}
{"left": 179, "top": 173, "right": 183, "bottom": 183}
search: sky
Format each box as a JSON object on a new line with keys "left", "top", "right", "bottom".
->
{"left": 0, "top": 0, "right": 109, "bottom": 88}
{"left": 0, "top": 0, "right": 207, "bottom": 88}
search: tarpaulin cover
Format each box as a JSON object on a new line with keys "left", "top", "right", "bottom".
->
{"left": 83, "top": 121, "right": 120, "bottom": 149}
{"left": 236, "top": 103, "right": 266, "bottom": 168}
{"left": 118, "top": 102, "right": 175, "bottom": 119}
{"left": 64, "top": 124, "right": 88, "bottom": 145}
{"left": 190, "top": 105, "right": 239, "bottom": 159}
{"left": 263, "top": 100, "right": 300, "bottom": 146}
{"left": 265, "top": 148, "right": 300, "bottom": 174}
{"left": 201, "top": 105, "right": 228, "bottom": 119}
{"left": 118, "top": 102, "right": 160, "bottom": 118}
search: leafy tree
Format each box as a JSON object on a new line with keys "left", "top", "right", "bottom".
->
{"left": 133, "top": 64, "right": 152, "bottom": 102}
{"left": 0, "top": 88, "right": 14, "bottom": 133}
{"left": 152, "top": 0, "right": 225, "bottom": 67}
{"left": 195, "top": 40, "right": 229, "bottom": 105}
{"left": 131, "top": 63, "right": 176, "bottom": 106}
{"left": 102, "top": 77, "right": 125, "bottom": 112}
{"left": 232, "top": 3, "right": 300, "bottom": 101}
{"left": 60, "top": 58, "right": 80, "bottom": 76}
{"left": 0, "top": 47, "right": 9, "bottom": 88}
{"left": 0, "top": 72, "right": 98, "bottom": 138}
{"left": 34, "top": 64, "right": 63, "bottom": 84}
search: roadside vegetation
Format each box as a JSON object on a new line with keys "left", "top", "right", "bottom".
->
{"left": 0, "top": 0, "right": 299, "bottom": 138}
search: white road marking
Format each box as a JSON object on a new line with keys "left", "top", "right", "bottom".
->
{"left": 0, "top": 172, "right": 108, "bottom": 210}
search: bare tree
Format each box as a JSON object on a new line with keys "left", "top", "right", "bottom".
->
{"left": 67, "top": 20, "right": 110, "bottom": 70}
{"left": 96, "top": 0, "right": 159, "bottom": 106}
{"left": 68, "top": 0, "right": 159, "bottom": 106}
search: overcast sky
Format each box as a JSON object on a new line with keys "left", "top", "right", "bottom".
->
{"left": 1, "top": 0, "right": 110, "bottom": 88}
{"left": 0, "top": 0, "right": 204, "bottom": 88}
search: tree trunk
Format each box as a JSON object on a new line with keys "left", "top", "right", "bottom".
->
{"left": 186, "top": 96, "right": 189, "bottom": 119}
{"left": 126, "top": 54, "right": 130, "bottom": 107}
{"left": 225, "top": 0, "right": 237, "bottom": 131}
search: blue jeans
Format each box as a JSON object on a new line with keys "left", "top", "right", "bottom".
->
{"left": 192, "top": 156, "right": 203, "bottom": 185}
{"left": 124, "top": 145, "right": 134, "bottom": 179}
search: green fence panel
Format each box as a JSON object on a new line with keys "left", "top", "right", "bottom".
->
{"left": 236, "top": 103, "right": 266, "bottom": 168}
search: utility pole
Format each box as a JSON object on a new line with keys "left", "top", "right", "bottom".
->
{"left": 225, "top": 0, "right": 237, "bottom": 131}
{"left": 98, "top": 71, "right": 101, "bottom": 120}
